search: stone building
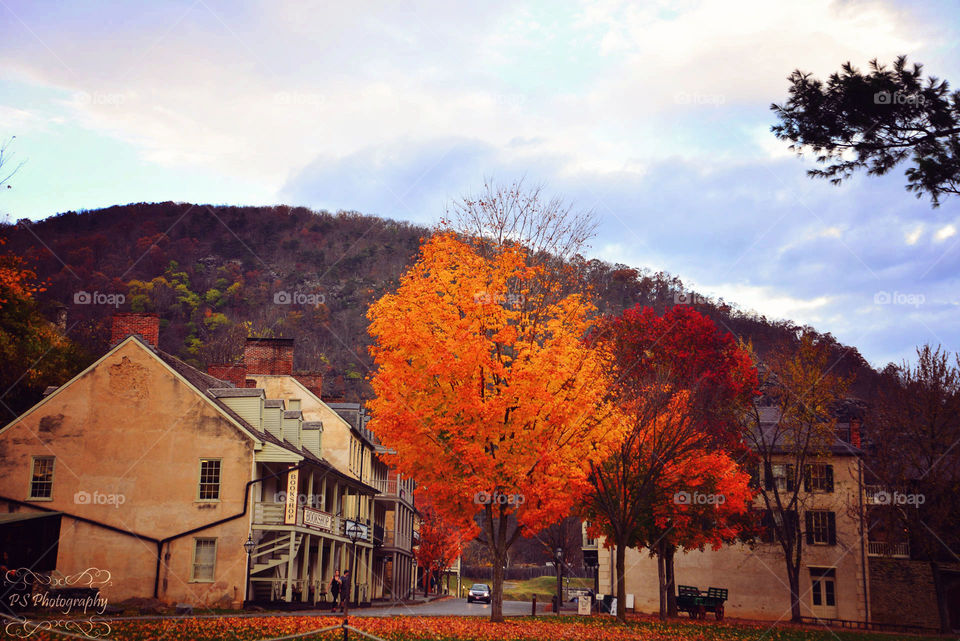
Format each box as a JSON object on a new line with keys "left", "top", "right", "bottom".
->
{"left": 594, "top": 409, "right": 871, "bottom": 622}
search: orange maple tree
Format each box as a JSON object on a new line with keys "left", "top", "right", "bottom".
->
{"left": 414, "top": 495, "right": 465, "bottom": 597}
{"left": 367, "top": 232, "right": 612, "bottom": 621}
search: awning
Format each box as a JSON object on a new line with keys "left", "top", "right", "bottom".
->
{"left": 0, "top": 511, "right": 62, "bottom": 572}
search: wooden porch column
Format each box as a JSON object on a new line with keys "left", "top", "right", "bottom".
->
{"left": 285, "top": 531, "right": 297, "bottom": 602}
{"left": 300, "top": 534, "right": 311, "bottom": 603}
{"left": 314, "top": 538, "right": 324, "bottom": 606}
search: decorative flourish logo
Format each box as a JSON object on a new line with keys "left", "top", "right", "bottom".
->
{"left": 4, "top": 618, "right": 112, "bottom": 639}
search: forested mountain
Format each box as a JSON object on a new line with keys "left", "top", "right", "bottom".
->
{"left": 1, "top": 202, "right": 879, "bottom": 412}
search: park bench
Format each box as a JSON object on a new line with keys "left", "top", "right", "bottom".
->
{"left": 676, "top": 585, "right": 727, "bottom": 620}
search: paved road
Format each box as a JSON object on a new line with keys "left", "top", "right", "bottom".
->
{"left": 352, "top": 598, "right": 558, "bottom": 617}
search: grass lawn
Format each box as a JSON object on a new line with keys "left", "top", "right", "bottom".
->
{"left": 448, "top": 574, "right": 593, "bottom": 601}
{"left": 0, "top": 614, "right": 943, "bottom": 641}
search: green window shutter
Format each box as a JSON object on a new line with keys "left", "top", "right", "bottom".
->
{"left": 825, "top": 465, "right": 834, "bottom": 493}
{"left": 827, "top": 512, "right": 836, "bottom": 545}
{"left": 805, "top": 511, "right": 814, "bottom": 545}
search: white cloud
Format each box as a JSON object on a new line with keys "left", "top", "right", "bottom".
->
{"left": 906, "top": 224, "right": 924, "bottom": 245}
{"left": 934, "top": 224, "right": 956, "bottom": 242}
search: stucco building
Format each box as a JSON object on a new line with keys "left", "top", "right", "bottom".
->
{"left": 0, "top": 314, "right": 402, "bottom": 608}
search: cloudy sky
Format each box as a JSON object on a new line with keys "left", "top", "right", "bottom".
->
{"left": 1, "top": 0, "right": 958, "bottom": 368}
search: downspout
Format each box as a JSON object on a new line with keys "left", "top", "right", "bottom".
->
{"left": 152, "top": 460, "right": 311, "bottom": 598}
{"left": 858, "top": 455, "right": 870, "bottom": 623}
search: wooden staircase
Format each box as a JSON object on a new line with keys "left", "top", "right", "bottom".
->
{"left": 251, "top": 531, "right": 304, "bottom": 574}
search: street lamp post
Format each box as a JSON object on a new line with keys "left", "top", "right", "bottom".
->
{"left": 243, "top": 534, "right": 256, "bottom": 608}
{"left": 554, "top": 547, "right": 563, "bottom": 616}
{"left": 345, "top": 520, "right": 363, "bottom": 614}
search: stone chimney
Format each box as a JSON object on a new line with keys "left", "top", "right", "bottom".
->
{"left": 245, "top": 337, "right": 294, "bottom": 375}
{"left": 207, "top": 364, "right": 246, "bottom": 388}
{"left": 111, "top": 313, "right": 160, "bottom": 348}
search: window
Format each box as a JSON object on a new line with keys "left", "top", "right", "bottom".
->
{"left": 29, "top": 457, "right": 55, "bottom": 499}
{"left": 765, "top": 463, "right": 795, "bottom": 492}
{"left": 759, "top": 508, "right": 799, "bottom": 543}
{"left": 804, "top": 464, "right": 834, "bottom": 492}
{"left": 191, "top": 538, "right": 217, "bottom": 581}
{"left": 806, "top": 510, "right": 836, "bottom": 545}
{"left": 198, "top": 459, "right": 221, "bottom": 501}
{"left": 810, "top": 568, "right": 836, "bottom": 607}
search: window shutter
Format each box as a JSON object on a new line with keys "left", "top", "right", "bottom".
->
{"left": 786, "top": 465, "right": 795, "bottom": 492}
{"left": 803, "top": 464, "right": 811, "bottom": 492}
{"left": 828, "top": 512, "right": 836, "bottom": 545}
{"left": 805, "top": 511, "right": 814, "bottom": 545}
{"left": 749, "top": 464, "right": 760, "bottom": 489}
{"left": 764, "top": 462, "right": 774, "bottom": 491}
{"left": 825, "top": 465, "right": 834, "bottom": 493}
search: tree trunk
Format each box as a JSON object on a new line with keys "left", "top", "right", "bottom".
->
{"left": 930, "top": 560, "right": 952, "bottom": 633}
{"left": 656, "top": 545, "right": 667, "bottom": 620}
{"left": 664, "top": 544, "right": 677, "bottom": 617}
{"left": 786, "top": 562, "right": 801, "bottom": 622}
{"left": 615, "top": 542, "right": 627, "bottom": 622}
{"left": 491, "top": 550, "right": 505, "bottom": 622}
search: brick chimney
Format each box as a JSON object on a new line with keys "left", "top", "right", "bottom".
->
{"left": 207, "top": 363, "right": 247, "bottom": 388}
{"left": 244, "top": 337, "right": 294, "bottom": 375}
{"left": 849, "top": 417, "right": 862, "bottom": 448}
{"left": 294, "top": 372, "right": 323, "bottom": 398}
{"left": 111, "top": 313, "right": 160, "bottom": 348}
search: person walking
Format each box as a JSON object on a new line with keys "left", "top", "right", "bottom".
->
{"left": 330, "top": 570, "right": 341, "bottom": 611}
{"left": 340, "top": 569, "right": 351, "bottom": 614}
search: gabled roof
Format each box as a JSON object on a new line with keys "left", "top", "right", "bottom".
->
{"left": 207, "top": 388, "right": 264, "bottom": 398}
{"left": 754, "top": 407, "right": 862, "bottom": 456}
{"left": 151, "top": 345, "right": 375, "bottom": 491}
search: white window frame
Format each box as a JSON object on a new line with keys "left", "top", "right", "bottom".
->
{"left": 191, "top": 537, "right": 217, "bottom": 582}
{"left": 28, "top": 456, "right": 55, "bottom": 500}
